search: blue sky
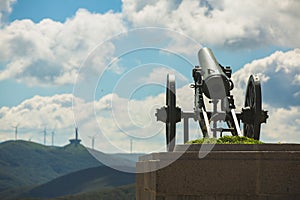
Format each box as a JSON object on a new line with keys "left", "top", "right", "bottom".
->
{"left": 0, "top": 0, "right": 300, "bottom": 153}
{"left": 9, "top": 0, "right": 122, "bottom": 22}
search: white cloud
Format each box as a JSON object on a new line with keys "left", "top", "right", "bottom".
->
{"left": 122, "top": 0, "right": 300, "bottom": 48}
{"left": 0, "top": 91, "right": 164, "bottom": 152}
{"left": 261, "top": 105, "right": 300, "bottom": 143}
{"left": 0, "top": 94, "right": 76, "bottom": 145}
{"left": 0, "top": 93, "right": 110, "bottom": 147}
{"left": 0, "top": 0, "right": 15, "bottom": 12}
{"left": 231, "top": 48, "right": 300, "bottom": 142}
{"left": 232, "top": 48, "right": 300, "bottom": 108}
{"left": 0, "top": 9, "right": 126, "bottom": 86}
{"left": 0, "top": 94, "right": 74, "bottom": 130}
{"left": 0, "top": 81, "right": 194, "bottom": 153}
{"left": 140, "top": 66, "right": 188, "bottom": 85}
{"left": 91, "top": 83, "right": 195, "bottom": 153}
{"left": 1, "top": 1, "right": 299, "bottom": 86}
{"left": 0, "top": 0, "right": 16, "bottom": 23}
{"left": 106, "top": 57, "right": 125, "bottom": 75}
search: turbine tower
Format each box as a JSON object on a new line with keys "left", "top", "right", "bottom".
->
{"left": 88, "top": 135, "right": 97, "bottom": 150}
{"left": 69, "top": 127, "right": 81, "bottom": 146}
{"left": 51, "top": 129, "right": 55, "bottom": 146}
{"left": 43, "top": 127, "right": 47, "bottom": 145}
{"left": 12, "top": 124, "right": 19, "bottom": 140}
{"left": 130, "top": 138, "right": 133, "bottom": 154}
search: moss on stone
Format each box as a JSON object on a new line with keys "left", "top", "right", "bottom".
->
{"left": 187, "top": 136, "right": 263, "bottom": 144}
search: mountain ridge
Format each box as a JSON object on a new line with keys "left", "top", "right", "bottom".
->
{"left": 0, "top": 140, "right": 140, "bottom": 199}
{"left": 20, "top": 165, "right": 136, "bottom": 199}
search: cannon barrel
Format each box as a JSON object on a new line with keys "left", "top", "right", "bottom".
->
{"left": 198, "top": 47, "right": 231, "bottom": 99}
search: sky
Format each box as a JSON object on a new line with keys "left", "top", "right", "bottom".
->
{"left": 0, "top": 0, "right": 300, "bottom": 154}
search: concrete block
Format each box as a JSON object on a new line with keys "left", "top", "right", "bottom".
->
{"left": 136, "top": 144, "right": 300, "bottom": 200}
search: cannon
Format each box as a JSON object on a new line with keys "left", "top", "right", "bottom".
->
{"left": 156, "top": 47, "right": 268, "bottom": 151}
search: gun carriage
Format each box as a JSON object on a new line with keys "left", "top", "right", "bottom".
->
{"left": 156, "top": 47, "right": 268, "bottom": 151}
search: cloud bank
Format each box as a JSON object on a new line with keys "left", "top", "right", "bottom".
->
{"left": 1, "top": 49, "right": 300, "bottom": 149}
{"left": 0, "top": 0, "right": 15, "bottom": 23}
{"left": 232, "top": 48, "right": 300, "bottom": 108}
{"left": 0, "top": 0, "right": 299, "bottom": 86}
{"left": 123, "top": 0, "right": 300, "bottom": 48}
{"left": 0, "top": 9, "right": 125, "bottom": 86}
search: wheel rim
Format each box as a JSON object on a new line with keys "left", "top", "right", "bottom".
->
{"left": 166, "top": 74, "right": 176, "bottom": 151}
{"left": 243, "top": 75, "right": 262, "bottom": 140}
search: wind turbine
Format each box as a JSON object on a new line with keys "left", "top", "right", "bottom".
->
{"left": 28, "top": 136, "right": 33, "bottom": 142}
{"left": 43, "top": 127, "right": 47, "bottom": 145}
{"left": 51, "top": 128, "right": 55, "bottom": 146}
{"left": 88, "top": 134, "right": 97, "bottom": 150}
{"left": 130, "top": 138, "right": 133, "bottom": 154}
{"left": 12, "top": 123, "right": 19, "bottom": 140}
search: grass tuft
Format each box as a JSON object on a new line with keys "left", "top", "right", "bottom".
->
{"left": 187, "top": 136, "right": 263, "bottom": 144}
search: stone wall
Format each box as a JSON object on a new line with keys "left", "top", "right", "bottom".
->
{"left": 136, "top": 144, "right": 300, "bottom": 200}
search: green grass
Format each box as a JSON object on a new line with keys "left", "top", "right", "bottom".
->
{"left": 187, "top": 136, "right": 263, "bottom": 144}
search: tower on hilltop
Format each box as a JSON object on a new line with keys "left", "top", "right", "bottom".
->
{"left": 69, "top": 127, "right": 81, "bottom": 145}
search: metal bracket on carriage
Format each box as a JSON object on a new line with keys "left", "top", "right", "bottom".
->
{"left": 156, "top": 107, "right": 199, "bottom": 144}
{"left": 241, "top": 107, "right": 268, "bottom": 125}
{"left": 155, "top": 106, "right": 181, "bottom": 124}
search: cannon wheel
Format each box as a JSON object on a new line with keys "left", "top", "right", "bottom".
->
{"left": 244, "top": 75, "right": 262, "bottom": 140}
{"left": 166, "top": 74, "right": 176, "bottom": 151}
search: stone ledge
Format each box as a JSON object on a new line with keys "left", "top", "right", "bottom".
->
{"left": 174, "top": 143, "right": 300, "bottom": 152}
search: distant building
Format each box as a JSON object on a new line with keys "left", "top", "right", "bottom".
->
{"left": 69, "top": 127, "right": 81, "bottom": 145}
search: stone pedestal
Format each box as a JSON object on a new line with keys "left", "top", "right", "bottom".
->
{"left": 136, "top": 144, "right": 300, "bottom": 200}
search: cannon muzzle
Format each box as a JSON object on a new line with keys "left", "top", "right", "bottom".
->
{"left": 198, "top": 47, "right": 230, "bottom": 99}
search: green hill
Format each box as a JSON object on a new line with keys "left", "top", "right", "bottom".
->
{"left": 53, "top": 184, "right": 136, "bottom": 200}
{"left": 20, "top": 165, "right": 135, "bottom": 199}
{"left": 0, "top": 140, "right": 101, "bottom": 194}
